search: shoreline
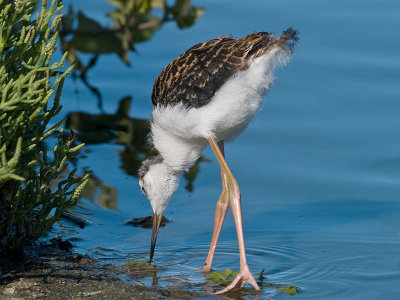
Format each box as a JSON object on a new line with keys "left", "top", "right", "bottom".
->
{"left": 0, "top": 240, "right": 204, "bottom": 299}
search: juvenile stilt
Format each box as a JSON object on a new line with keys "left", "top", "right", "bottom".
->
{"left": 139, "top": 28, "right": 298, "bottom": 294}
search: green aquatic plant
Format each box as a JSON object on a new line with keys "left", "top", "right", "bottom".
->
{"left": 124, "top": 257, "right": 162, "bottom": 279}
{"left": 257, "top": 268, "right": 265, "bottom": 281}
{"left": 125, "top": 257, "right": 151, "bottom": 266}
{"left": 206, "top": 268, "right": 298, "bottom": 295}
{"left": 276, "top": 286, "right": 297, "bottom": 295}
{"left": 206, "top": 269, "right": 239, "bottom": 287}
{"left": 207, "top": 268, "right": 267, "bottom": 287}
{"left": 0, "top": 0, "right": 89, "bottom": 256}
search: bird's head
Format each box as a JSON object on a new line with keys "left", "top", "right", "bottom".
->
{"left": 138, "top": 155, "right": 180, "bottom": 262}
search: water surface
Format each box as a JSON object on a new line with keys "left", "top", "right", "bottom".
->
{"left": 57, "top": 0, "right": 400, "bottom": 299}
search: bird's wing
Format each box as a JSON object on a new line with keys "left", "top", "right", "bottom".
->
{"left": 151, "top": 30, "right": 298, "bottom": 109}
{"left": 151, "top": 36, "right": 248, "bottom": 108}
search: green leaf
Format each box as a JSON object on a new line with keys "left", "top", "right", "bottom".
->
{"left": 276, "top": 286, "right": 297, "bottom": 295}
{"left": 137, "top": 0, "right": 153, "bottom": 13}
{"left": 257, "top": 269, "right": 265, "bottom": 281}
{"left": 206, "top": 269, "right": 239, "bottom": 287}
{"left": 130, "top": 14, "right": 161, "bottom": 43}
{"left": 172, "top": 0, "right": 205, "bottom": 29}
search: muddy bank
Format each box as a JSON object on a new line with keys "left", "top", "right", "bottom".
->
{"left": 0, "top": 241, "right": 204, "bottom": 300}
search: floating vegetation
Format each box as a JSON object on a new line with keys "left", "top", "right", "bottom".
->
{"left": 257, "top": 268, "right": 265, "bottom": 281}
{"left": 124, "top": 257, "right": 161, "bottom": 278}
{"left": 206, "top": 268, "right": 298, "bottom": 296}
{"left": 125, "top": 257, "right": 151, "bottom": 266}
{"left": 206, "top": 269, "right": 239, "bottom": 287}
{"left": 276, "top": 286, "right": 298, "bottom": 295}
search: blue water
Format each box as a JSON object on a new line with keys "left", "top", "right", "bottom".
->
{"left": 57, "top": 0, "right": 400, "bottom": 299}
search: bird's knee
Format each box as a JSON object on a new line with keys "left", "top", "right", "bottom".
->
{"left": 217, "top": 190, "right": 229, "bottom": 207}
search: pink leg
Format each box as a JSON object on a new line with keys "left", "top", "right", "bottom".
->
{"left": 202, "top": 142, "right": 230, "bottom": 272}
{"left": 208, "top": 137, "right": 260, "bottom": 293}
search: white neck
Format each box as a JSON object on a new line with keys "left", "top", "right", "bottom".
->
{"left": 150, "top": 121, "right": 207, "bottom": 172}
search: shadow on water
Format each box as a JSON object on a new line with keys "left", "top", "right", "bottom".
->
{"left": 59, "top": 0, "right": 205, "bottom": 110}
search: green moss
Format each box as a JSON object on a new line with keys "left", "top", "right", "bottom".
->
{"left": 123, "top": 258, "right": 162, "bottom": 278}
{"left": 124, "top": 257, "right": 151, "bottom": 266}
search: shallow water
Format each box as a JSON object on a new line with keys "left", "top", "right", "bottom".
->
{"left": 57, "top": 0, "right": 400, "bottom": 298}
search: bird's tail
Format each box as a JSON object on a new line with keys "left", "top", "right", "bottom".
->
{"left": 274, "top": 27, "right": 299, "bottom": 53}
{"left": 244, "top": 28, "right": 299, "bottom": 60}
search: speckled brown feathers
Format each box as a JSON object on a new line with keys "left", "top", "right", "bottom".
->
{"left": 151, "top": 28, "right": 298, "bottom": 109}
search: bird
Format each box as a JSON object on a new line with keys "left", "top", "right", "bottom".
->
{"left": 138, "top": 28, "right": 298, "bottom": 294}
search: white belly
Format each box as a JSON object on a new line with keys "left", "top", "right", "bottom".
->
{"left": 151, "top": 48, "right": 287, "bottom": 171}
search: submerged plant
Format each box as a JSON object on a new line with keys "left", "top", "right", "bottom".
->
{"left": 0, "top": 0, "right": 89, "bottom": 256}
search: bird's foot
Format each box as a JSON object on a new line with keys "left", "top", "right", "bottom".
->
{"left": 215, "top": 263, "right": 260, "bottom": 294}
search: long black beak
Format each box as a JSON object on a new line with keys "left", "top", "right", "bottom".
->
{"left": 150, "top": 213, "right": 162, "bottom": 262}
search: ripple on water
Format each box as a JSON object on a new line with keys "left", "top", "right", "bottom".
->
{"left": 144, "top": 243, "right": 308, "bottom": 296}
{"left": 264, "top": 238, "right": 400, "bottom": 299}
{"left": 84, "top": 234, "right": 400, "bottom": 299}
{"left": 136, "top": 237, "right": 400, "bottom": 299}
